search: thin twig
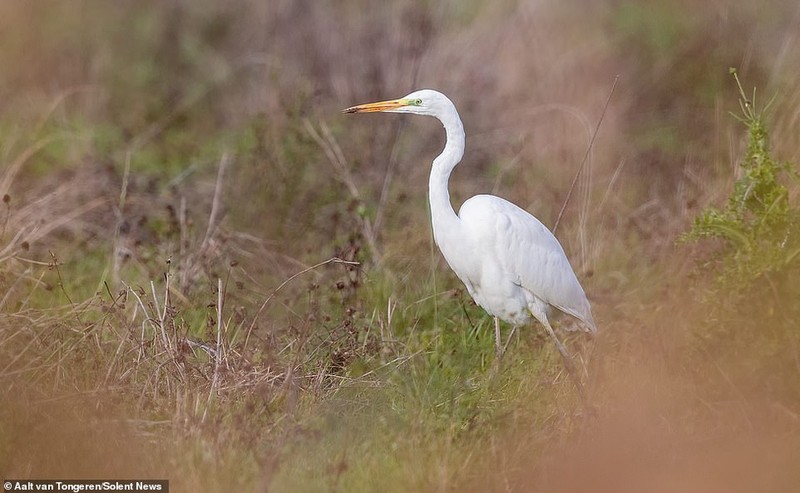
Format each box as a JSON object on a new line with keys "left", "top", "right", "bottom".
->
{"left": 304, "top": 119, "right": 360, "bottom": 198}
{"left": 32, "top": 86, "right": 98, "bottom": 137}
{"left": 122, "top": 282, "right": 159, "bottom": 365}
{"left": 553, "top": 75, "right": 619, "bottom": 233}
{"left": 0, "top": 135, "right": 64, "bottom": 201}
{"left": 178, "top": 195, "right": 189, "bottom": 290}
{"left": 49, "top": 251, "right": 82, "bottom": 327}
{"left": 151, "top": 280, "right": 171, "bottom": 352}
{"left": 111, "top": 151, "right": 132, "bottom": 286}
{"left": 202, "top": 152, "right": 233, "bottom": 252}
{"left": 242, "top": 257, "right": 359, "bottom": 354}
{"left": 597, "top": 158, "right": 627, "bottom": 213}
{"left": 203, "top": 278, "right": 224, "bottom": 424}
{"left": 304, "top": 119, "right": 383, "bottom": 262}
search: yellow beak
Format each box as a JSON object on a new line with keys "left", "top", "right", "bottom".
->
{"left": 342, "top": 98, "right": 410, "bottom": 114}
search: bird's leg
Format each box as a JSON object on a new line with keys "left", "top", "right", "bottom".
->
{"left": 494, "top": 316, "right": 502, "bottom": 359}
{"left": 502, "top": 326, "right": 518, "bottom": 357}
{"left": 491, "top": 321, "right": 518, "bottom": 378}
{"left": 542, "top": 319, "right": 589, "bottom": 407}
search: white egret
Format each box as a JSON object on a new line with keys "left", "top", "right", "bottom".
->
{"left": 344, "top": 89, "right": 596, "bottom": 381}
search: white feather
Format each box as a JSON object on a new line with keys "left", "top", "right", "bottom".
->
{"left": 346, "top": 88, "right": 597, "bottom": 340}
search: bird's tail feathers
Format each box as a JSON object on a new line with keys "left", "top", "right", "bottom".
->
{"left": 552, "top": 302, "right": 597, "bottom": 334}
{"left": 562, "top": 316, "right": 597, "bottom": 334}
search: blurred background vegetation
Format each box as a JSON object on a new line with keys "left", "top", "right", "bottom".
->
{"left": 1, "top": 0, "right": 799, "bottom": 491}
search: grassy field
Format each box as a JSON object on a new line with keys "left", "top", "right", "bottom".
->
{"left": 2, "top": 1, "right": 800, "bottom": 491}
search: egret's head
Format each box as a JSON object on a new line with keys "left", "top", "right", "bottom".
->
{"left": 343, "top": 89, "right": 453, "bottom": 118}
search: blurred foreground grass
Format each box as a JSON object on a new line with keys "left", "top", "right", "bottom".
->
{"left": 1, "top": 1, "right": 800, "bottom": 491}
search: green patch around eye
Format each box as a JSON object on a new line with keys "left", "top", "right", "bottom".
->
{"left": 408, "top": 98, "right": 423, "bottom": 106}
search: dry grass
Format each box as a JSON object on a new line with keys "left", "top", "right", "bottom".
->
{"left": 1, "top": 0, "right": 800, "bottom": 491}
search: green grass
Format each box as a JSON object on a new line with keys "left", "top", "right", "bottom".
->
{"left": 2, "top": 2, "right": 800, "bottom": 491}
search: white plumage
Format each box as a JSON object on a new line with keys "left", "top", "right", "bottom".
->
{"left": 345, "top": 89, "right": 596, "bottom": 361}
{"left": 450, "top": 194, "right": 595, "bottom": 331}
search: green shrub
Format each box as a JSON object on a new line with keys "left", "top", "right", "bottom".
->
{"left": 682, "top": 70, "right": 800, "bottom": 400}
{"left": 684, "top": 70, "right": 800, "bottom": 298}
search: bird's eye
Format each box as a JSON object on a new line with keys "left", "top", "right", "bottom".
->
{"left": 412, "top": 98, "right": 423, "bottom": 106}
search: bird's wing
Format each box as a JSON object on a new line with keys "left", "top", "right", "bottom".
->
{"left": 459, "top": 194, "right": 596, "bottom": 332}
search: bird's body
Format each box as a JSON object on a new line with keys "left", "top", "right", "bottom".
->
{"left": 442, "top": 194, "right": 595, "bottom": 331}
{"left": 344, "top": 89, "right": 596, "bottom": 360}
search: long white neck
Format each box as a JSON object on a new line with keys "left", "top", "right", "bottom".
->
{"left": 428, "top": 106, "right": 465, "bottom": 247}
